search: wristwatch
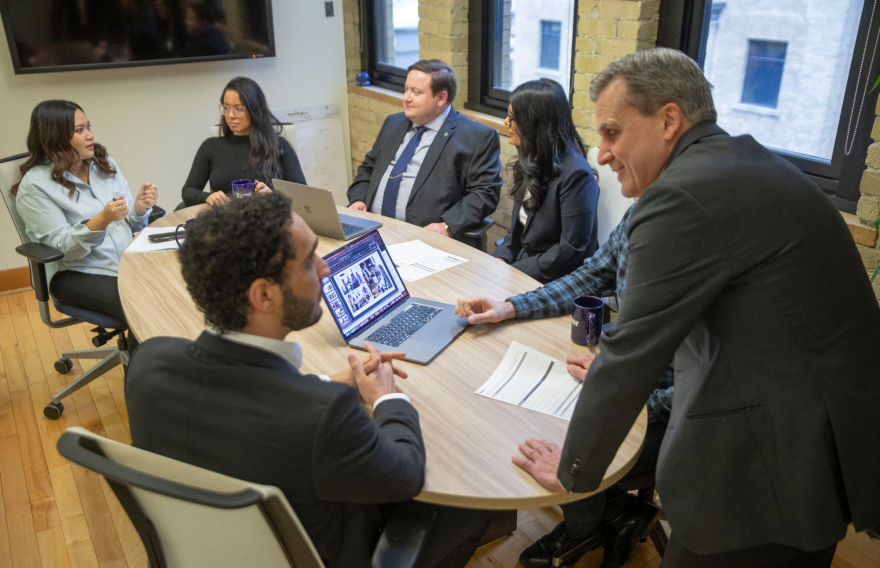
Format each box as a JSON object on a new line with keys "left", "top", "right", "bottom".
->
{"left": 443, "top": 222, "right": 452, "bottom": 237}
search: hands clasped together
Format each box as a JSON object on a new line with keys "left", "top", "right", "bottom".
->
{"left": 329, "top": 343, "right": 408, "bottom": 407}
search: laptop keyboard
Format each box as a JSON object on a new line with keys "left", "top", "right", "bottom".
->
{"left": 365, "top": 304, "right": 443, "bottom": 347}
{"left": 341, "top": 222, "right": 363, "bottom": 237}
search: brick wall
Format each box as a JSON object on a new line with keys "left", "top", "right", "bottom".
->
{"left": 857, "top": 97, "right": 880, "bottom": 301}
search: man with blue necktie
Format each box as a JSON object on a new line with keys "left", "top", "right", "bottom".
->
{"left": 348, "top": 60, "right": 503, "bottom": 249}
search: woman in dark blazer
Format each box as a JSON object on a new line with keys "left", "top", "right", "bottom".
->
{"left": 493, "top": 78, "right": 600, "bottom": 283}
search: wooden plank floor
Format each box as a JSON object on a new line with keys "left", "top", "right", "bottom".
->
{"left": 0, "top": 287, "right": 878, "bottom": 568}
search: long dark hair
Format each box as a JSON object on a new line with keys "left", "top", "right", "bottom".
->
{"left": 220, "top": 77, "right": 284, "bottom": 187}
{"left": 509, "top": 78, "right": 587, "bottom": 211}
{"left": 12, "top": 100, "right": 116, "bottom": 198}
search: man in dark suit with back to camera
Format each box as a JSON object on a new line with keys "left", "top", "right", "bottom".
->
{"left": 348, "top": 59, "right": 502, "bottom": 249}
{"left": 125, "top": 192, "right": 489, "bottom": 568}
{"left": 485, "top": 48, "right": 880, "bottom": 567}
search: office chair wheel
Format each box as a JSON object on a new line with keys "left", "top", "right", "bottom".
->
{"left": 43, "top": 402, "right": 64, "bottom": 420}
{"left": 54, "top": 358, "right": 73, "bottom": 374}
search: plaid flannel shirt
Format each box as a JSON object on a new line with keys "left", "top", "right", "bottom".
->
{"left": 507, "top": 205, "right": 674, "bottom": 424}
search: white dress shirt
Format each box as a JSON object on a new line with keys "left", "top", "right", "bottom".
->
{"left": 205, "top": 326, "right": 411, "bottom": 410}
{"left": 370, "top": 105, "right": 453, "bottom": 220}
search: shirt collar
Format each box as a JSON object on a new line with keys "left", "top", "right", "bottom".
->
{"left": 205, "top": 325, "right": 303, "bottom": 369}
{"left": 61, "top": 160, "right": 96, "bottom": 187}
{"left": 416, "top": 105, "right": 452, "bottom": 133}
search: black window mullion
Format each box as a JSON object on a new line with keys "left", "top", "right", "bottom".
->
{"left": 362, "top": 0, "right": 410, "bottom": 93}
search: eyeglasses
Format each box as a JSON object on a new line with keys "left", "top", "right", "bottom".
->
{"left": 507, "top": 110, "right": 515, "bottom": 122}
{"left": 218, "top": 104, "right": 248, "bottom": 116}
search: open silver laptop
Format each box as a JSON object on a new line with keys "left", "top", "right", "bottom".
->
{"left": 273, "top": 180, "right": 382, "bottom": 240}
{"left": 321, "top": 230, "right": 468, "bottom": 364}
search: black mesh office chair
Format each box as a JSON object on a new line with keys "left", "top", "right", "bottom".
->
{"left": 57, "top": 427, "right": 436, "bottom": 568}
{"left": 0, "top": 152, "right": 163, "bottom": 419}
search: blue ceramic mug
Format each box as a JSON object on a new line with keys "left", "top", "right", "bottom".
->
{"left": 571, "top": 296, "right": 604, "bottom": 346}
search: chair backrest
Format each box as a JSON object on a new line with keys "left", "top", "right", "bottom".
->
{"left": 210, "top": 123, "right": 296, "bottom": 149}
{"left": 57, "top": 427, "right": 324, "bottom": 568}
{"left": 587, "top": 147, "right": 634, "bottom": 246}
{"left": 0, "top": 153, "right": 42, "bottom": 291}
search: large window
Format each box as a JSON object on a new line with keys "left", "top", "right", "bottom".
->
{"left": 659, "top": 0, "right": 879, "bottom": 211}
{"left": 362, "top": 0, "right": 420, "bottom": 90}
{"left": 467, "top": 0, "right": 576, "bottom": 116}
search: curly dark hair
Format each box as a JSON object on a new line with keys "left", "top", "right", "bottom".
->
{"left": 178, "top": 192, "right": 295, "bottom": 332}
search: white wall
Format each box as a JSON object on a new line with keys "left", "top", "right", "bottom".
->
{"left": 0, "top": 0, "right": 351, "bottom": 271}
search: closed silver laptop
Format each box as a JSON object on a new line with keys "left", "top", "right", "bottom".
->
{"left": 273, "top": 179, "right": 382, "bottom": 240}
{"left": 321, "top": 230, "right": 468, "bottom": 364}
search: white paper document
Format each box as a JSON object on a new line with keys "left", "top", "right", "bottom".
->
{"left": 475, "top": 341, "right": 583, "bottom": 421}
{"left": 125, "top": 227, "right": 182, "bottom": 253}
{"left": 386, "top": 240, "right": 468, "bottom": 282}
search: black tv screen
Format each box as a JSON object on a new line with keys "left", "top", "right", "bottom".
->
{"left": 1, "top": 0, "right": 274, "bottom": 74}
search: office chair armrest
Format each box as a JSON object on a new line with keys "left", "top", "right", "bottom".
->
{"left": 148, "top": 206, "right": 166, "bottom": 225}
{"left": 16, "top": 243, "right": 64, "bottom": 264}
{"left": 461, "top": 217, "right": 495, "bottom": 239}
{"left": 372, "top": 504, "right": 436, "bottom": 568}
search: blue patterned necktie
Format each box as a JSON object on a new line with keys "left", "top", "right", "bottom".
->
{"left": 381, "top": 125, "right": 429, "bottom": 218}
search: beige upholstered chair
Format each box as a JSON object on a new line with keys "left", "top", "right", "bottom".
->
{"left": 57, "top": 427, "right": 434, "bottom": 568}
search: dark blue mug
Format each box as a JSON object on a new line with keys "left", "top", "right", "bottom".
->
{"left": 175, "top": 218, "right": 194, "bottom": 247}
{"left": 571, "top": 296, "right": 604, "bottom": 346}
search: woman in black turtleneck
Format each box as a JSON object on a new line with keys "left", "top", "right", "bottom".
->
{"left": 180, "top": 76, "right": 306, "bottom": 207}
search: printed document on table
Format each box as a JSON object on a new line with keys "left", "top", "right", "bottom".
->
{"left": 475, "top": 341, "right": 583, "bottom": 421}
{"left": 125, "top": 228, "right": 182, "bottom": 253}
{"left": 386, "top": 240, "right": 468, "bottom": 282}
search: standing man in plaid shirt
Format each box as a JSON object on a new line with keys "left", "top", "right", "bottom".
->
{"left": 455, "top": 204, "right": 674, "bottom": 568}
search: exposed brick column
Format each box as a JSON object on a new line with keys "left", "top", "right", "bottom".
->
{"left": 571, "top": 0, "right": 660, "bottom": 147}
{"left": 418, "top": 0, "right": 469, "bottom": 109}
{"left": 856, "top": 97, "right": 880, "bottom": 300}
{"left": 342, "top": 0, "right": 362, "bottom": 83}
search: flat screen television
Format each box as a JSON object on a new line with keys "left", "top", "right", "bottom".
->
{"left": 1, "top": 0, "right": 275, "bottom": 74}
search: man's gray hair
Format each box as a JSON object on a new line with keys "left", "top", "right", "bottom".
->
{"left": 590, "top": 48, "right": 717, "bottom": 123}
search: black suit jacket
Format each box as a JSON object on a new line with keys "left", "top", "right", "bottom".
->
{"left": 347, "top": 109, "right": 502, "bottom": 248}
{"left": 494, "top": 145, "right": 600, "bottom": 283}
{"left": 126, "top": 332, "right": 426, "bottom": 568}
{"left": 558, "top": 122, "right": 880, "bottom": 553}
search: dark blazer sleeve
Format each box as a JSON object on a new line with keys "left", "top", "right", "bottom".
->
{"left": 492, "top": 201, "right": 519, "bottom": 263}
{"left": 278, "top": 138, "right": 307, "bottom": 186}
{"left": 558, "top": 185, "right": 730, "bottom": 492}
{"left": 440, "top": 128, "right": 503, "bottom": 236}
{"left": 181, "top": 138, "right": 213, "bottom": 205}
{"left": 512, "top": 166, "right": 599, "bottom": 281}
{"left": 347, "top": 117, "right": 393, "bottom": 205}
{"left": 312, "top": 387, "right": 426, "bottom": 503}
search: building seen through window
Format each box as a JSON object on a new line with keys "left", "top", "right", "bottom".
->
{"left": 703, "top": 0, "right": 862, "bottom": 162}
{"left": 375, "top": 0, "right": 419, "bottom": 70}
{"left": 493, "top": 0, "right": 575, "bottom": 91}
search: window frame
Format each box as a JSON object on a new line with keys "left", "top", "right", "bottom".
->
{"left": 657, "top": 0, "right": 880, "bottom": 213}
{"left": 740, "top": 39, "right": 787, "bottom": 109}
{"left": 360, "top": 0, "right": 412, "bottom": 92}
{"left": 540, "top": 20, "right": 563, "bottom": 71}
{"left": 466, "top": 0, "right": 580, "bottom": 118}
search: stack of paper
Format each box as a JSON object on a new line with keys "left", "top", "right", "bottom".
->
{"left": 475, "top": 341, "right": 583, "bottom": 421}
{"left": 386, "top": 240, "right": 468, "bottom": 282}
{"left": 125, "top": 227, "right": 183, "bottom": 253}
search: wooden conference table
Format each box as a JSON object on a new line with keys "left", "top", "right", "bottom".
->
{"left": 118, "top": 204, "right": 647, "bottom": 510}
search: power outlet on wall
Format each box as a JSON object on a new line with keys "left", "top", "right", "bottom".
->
{"left": 325, "top": 1, "right": 334, "bottom": 17}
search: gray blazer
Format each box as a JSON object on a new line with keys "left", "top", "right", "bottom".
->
{"left": 347, "top": 109, "right": 502, "bottom": 248}
{"left": 557, "top": 121, "right": 880, "bottom": 554}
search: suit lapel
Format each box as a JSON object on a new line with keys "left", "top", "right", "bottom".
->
{"left": 368, "top": 115, "right": 412, "bottom": 205}
{"left": 408, "top": 109, "right": 459, "bottom": 204}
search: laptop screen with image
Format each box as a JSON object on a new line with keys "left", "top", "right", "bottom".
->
{"left": 321, "top": 231, "right": 408, "bottom": 339}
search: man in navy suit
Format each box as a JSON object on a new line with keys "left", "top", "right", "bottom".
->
{"left": 348, "top": 60, "right": 502, "bottom": 249}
